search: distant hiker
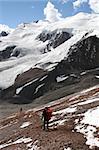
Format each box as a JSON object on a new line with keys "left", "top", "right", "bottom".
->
{"left": 42, "top": 107, "right": 52, "bottom": 130}
{"left": 16, "top": 107, "right": 23, "bottom": 118}
{"left": 20, "top": 107, "right": 22, "bottom": 113}
{"left": 19, "top": 107, "right": 24, "bottom": 117}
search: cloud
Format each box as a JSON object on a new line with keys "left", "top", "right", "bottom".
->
{"left": 60, "top": 0, "right": 69, "bottom": 4}
{"left": 73, "top": 0, "right": 88, "bottom": 9}
{"left": 73, "top": 0, "right": 99, "bottom": 14}
{"left": 89, "top": 0, "right": 99, "bottom": 13}
{"left": 44, "top": 1, "right": 62, "bottom": 22}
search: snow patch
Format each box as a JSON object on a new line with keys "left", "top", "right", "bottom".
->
{"left": 50, "top": 107, "right": 77, "bottom": 127}
{"left": 70, "top": 74, "right": 77, "bottom": 77}
{"left": 75, "top": 107, "right": 99, "bottom": 149}
{"left": 82, "top": 106, "right": 99, "bottom": 127}
{"left": 0, "top": 137, "right": 32, "bottom": 149}
{"left": 14, "top": 137, "right": 32, "bottom": 144}
{"left": 80, "top": 71, "right": 86, "bottom": 75}
{"left": 64, "top": 147, "right": 71, "bottom": 150}
{"left": 39, "top": 75, "right": 48, "bottom": 81}
{"left": 16, "top": 78, "right": 38, "bottom": 94}
{"left": 77, "top": 97, "right": 99, "bottom": 106}
{"left": 53, "top": 107, "right": 77, "bottom": 115}
{"left": 80, "top": 86, "right": 99, "bottom": 94}
{"left": 56, "top": 75, "right": 69, "bottom": 82}
{"left": 20, "top": 121, "right": 31, "bottom": 128}
{"left": 95, "top": 76, "right": 99, "bottom": 79}
{"left": 34, "top": 83, "right": 45, "bottom": 94}
{"left": 27, "top": 140, "right": 40, "bottom": 150}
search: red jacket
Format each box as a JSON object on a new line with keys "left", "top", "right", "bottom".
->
{"left": 42, "top": 108, "right": 52, "bottom": 121}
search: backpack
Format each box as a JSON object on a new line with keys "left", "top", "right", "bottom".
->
{"left": 47, "top": 108, "right": 52, "bottom": 120}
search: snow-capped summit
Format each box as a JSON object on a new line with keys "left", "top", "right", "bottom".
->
{"left": 0, "top": 24, "right": 14, "bottom": 34}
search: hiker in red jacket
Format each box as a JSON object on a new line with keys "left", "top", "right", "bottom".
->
{"left": 42, "top": 107, "right": 52, "bottom": 130}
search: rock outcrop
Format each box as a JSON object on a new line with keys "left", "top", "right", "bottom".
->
{"left": 36, "top": 30, "right": 72, "bottom": 52}
{"left": 0, "top": 45, "right": 16, "bottom": 61}
{"left": 0, "top": 31, "right": 9, "bottom": 37}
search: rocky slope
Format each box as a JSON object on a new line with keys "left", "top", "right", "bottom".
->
{"left": 0, "top": 85, "right": 99, "bottom": 150}
{"left": 1, "top": 35, "right": 99, "bottom": 103}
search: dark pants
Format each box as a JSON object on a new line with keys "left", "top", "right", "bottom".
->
{"left": 43, "top": 119, "right": 49, "bottom": 130}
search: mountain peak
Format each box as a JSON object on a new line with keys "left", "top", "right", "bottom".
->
{"left": 0, "top": 24, "right": 14, "bottom": 33}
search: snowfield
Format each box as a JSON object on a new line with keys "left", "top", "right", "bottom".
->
{"left": 0, "top": 12, "right": 99, "bottom": 89}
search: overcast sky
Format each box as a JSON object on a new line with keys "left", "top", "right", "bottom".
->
{"left": 0, "top": 0, "right": 99, "bottom": 28}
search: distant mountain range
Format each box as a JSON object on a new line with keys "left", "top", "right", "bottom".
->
{"left": 0, "top": 12, "right": 99, "bottom": 104}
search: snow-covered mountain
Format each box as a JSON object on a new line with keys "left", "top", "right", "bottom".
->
{"left": 0, "top": 24, "right": 14, "bottom": 37}
{"left": 0, "top": 12, "right": 99, "bottom": 102}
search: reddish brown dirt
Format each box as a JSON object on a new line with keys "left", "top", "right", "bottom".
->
{"left": 0, "top": 88, "right": 99, "bottom": 150}
{"left": 0, "top": 111, "right": 89, "bottom": 150}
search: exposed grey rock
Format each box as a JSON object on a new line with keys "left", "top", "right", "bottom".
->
{"left": 0, "top": 31, "right": 9, "bottom": 37}
{"left": 67, "top": 35, "right": 99, "bottom": 70}
{"left": 36, "top": 30, "right": 72, "bottom": 50}
{"left": 0, "top": 45, "right": 16, "bottom": 61}
{"left": 54, "top": 35, "right": 99, "bottom": 77}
